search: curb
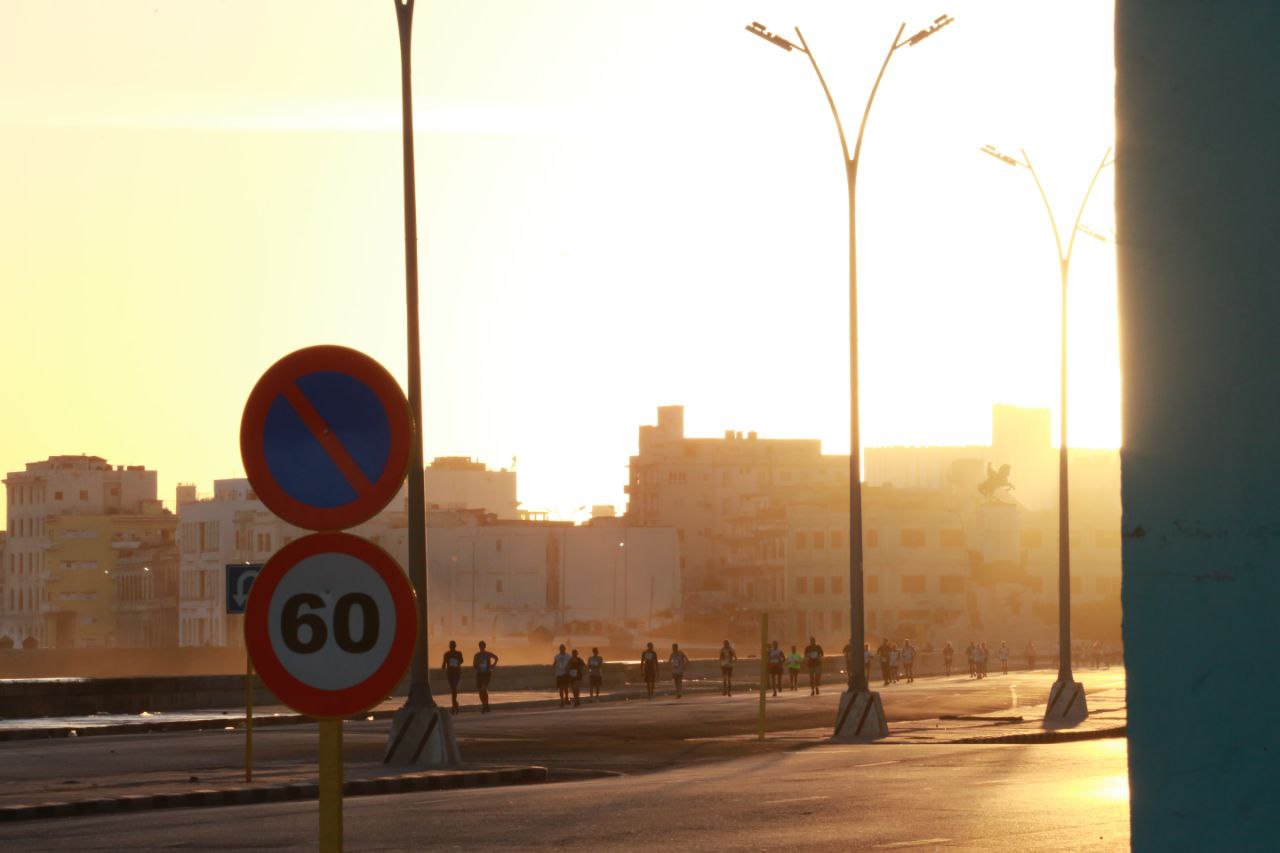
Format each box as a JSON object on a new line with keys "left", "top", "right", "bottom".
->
{"left": 0, "top": 765, "right": 547, "bottom": 824}
{"left": 0, "top": 685, "right": 719, "bottom": 742}
{"left": 955, "top": 725, "right": 1126, "bottom": 744}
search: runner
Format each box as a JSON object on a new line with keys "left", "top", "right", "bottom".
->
{"left": 1026, "top": 640, "right": 1037, "bottom": 671}
{"left": 841, "top": 637, "right": 855, "bottom": 683}
{"left": 553, "top": 643, "right": 572, "bottom": 707}
{"left": 803, "top": 636, "right": 825, "bottom": 695}
{"left": 441, "top": 639, "right": 464, "bottom": 715}
{"left": 966, "top": 641, "right": 977, "bottom": 678}
{"left": 473, "top": 640, "right": 498, "bottom": 713}
{"left": 767, "top": 640, "right": 785, "bottom": 696}
{"left": 942, "top": 641, "right": 954, "bottom": 677}
{"left": 640, "top": 642, "right": 660, "bottom": 699}
{"left": 998, "top": 641, "right": 1010, "bottom": 675}
{"left": 877, "top": 638, "right": 892, "bottom": 686}
{"left": 864, "top": 642, "right": 874, "bottom": 684}
{"left": 901, "top": 638, "right": 916, "bottom": 684}
{"left": 587, "top": 647, "right": 605, "bottom": 701}
{"left": 889, "top": 643, "right": 900, "bottom": 684}
{"left": 568, "top": 647, "right": 587, "bottom": 707}
{"left": 718, "top": 639, "right": 737, "bottom": 696}
{"left": 786, "top": 644, "right": 803, "bottom": 691}
{"left": 669, "top": 643, "right": 690, "bottom": 698}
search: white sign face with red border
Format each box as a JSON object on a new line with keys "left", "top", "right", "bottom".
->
{"left": 245, "top": 532, "right": 417, "bottom": 719}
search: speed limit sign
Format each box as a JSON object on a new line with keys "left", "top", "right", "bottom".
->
{"left": 244, "top": 532, "right": 417, "bottom": 718}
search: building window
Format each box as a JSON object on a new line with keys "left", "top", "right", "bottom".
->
{"left": 831, "top": 530, "right": 843, "bottom": 549}
{"left": 54, "top": 491, "right": 63, "bottom": 501}
{"left": 831, "top": 611, "right": 843, "bottom": 630}
{"left": 940, "top": 529, "right": 965, "bottom": 548}
{"left": 79, "top": 490, "right": 89, "bottom": 501}
{"left": 831, "top": 577, "right": 843, "bottom": 595}
{"left": 496, "top": 580, "right": 504, "bottom": 593}
{"left": 813, "top": 531, "right": 825, "bottom": 549}
{"left": 794, "top": 532, "right": 807, "bottom": 550}
{"left": 901, "top": 575, "right": 926, "bottom": 594}
{"left": 496, "top": 539, "right": 503, "bottom": 552}
{"left": 1021, "top": 530, "right": 1043, "bottom": 548}
{"left": 940, "top": 575, "right": 965, "bottom": 594}
{"left": 796, "top": 577, "right": 808, "bottom": 594}
{"left": 866, "top": 530, "right": 879, "bottom": 547}
{"left": 900, "top": 529, "right": 926, "bottom": 548}
{"left": 813, "top": 576, "right": 826, "bottom": 594}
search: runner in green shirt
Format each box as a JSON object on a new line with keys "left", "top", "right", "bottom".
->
{"left": 786, "top": 645, "right": 804, "bottom": 691}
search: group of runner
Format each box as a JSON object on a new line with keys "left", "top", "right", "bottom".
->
{"left": 441, "top": 639, "right": 500, "bottom": 714}
{"left": 551, "top": 644, "right": 606, "bottom": 707}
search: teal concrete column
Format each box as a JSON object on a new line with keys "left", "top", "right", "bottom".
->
{"left": 1117, "top": 1, "right": 1280, "bottom": 849}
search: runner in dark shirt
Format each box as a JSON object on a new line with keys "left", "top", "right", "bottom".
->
{"left": 640, "top": 642, "right": 659, "bottom": 699}
{"left": 804, "top": 636, "right": 825, "bottom": 695}
{"left": 587, "top": 647, "right": 604, "bottom": 701}
{"left": 568, "top": 648, "right": 587, "bottom": 707}
{"left": 473, "top": 641, "right": 499, "bottom": 713}
{"left": 943, "top": 641, "right": 954, "bottom": 677}
{"left": 442, "top": 640, "right": 464, "bottom": 715}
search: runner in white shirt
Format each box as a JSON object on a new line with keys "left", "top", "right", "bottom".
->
{"left": 669, "top": 643, "right": 690, "bottom": 698}
{"left": 998, "top": 641, "right": 1009, "bottom": 675}
{"left": 718, "top": 640, "right": 737, "bottom": 696}
{"left": 901, "top": 639, "right": 916, "bottom": 684}
{"left": 553, "top": 644, "right": 573, "bottom": 707}
{"left": 640, "top": 642, "right": 660, "bottom": 699}
{"left": 889, "top": 646, "right": 901, "bottom": 684}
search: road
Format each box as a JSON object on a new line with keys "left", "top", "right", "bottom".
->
{"left": 0, "top": 738, "right": 1130, "bottom": 850}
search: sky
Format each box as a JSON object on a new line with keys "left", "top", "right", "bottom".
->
{"left": 0, "top": 1, "right": 1118, "bottom": 522}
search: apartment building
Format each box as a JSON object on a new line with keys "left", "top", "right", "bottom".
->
{"left": 2, "top": 455, "right": 159, "bottom": 648}
{"left": 625, "top": 405, "right": 848, "bottom": 613}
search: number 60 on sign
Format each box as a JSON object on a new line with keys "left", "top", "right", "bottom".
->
{"left": 244, "top": 532, "right": 417, "bottom": 719}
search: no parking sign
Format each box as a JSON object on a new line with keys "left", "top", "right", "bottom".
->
{"left": 240, "top": 345, "right": 412, "bottom": 532}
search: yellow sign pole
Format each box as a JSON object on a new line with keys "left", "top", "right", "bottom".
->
{"left": 319, "top": 718, "right": 343, "bottom": 853}
{"left": 245, "top": 651, "right": 254, "bottom": 783}
{"left": 758, "top": 612, "right": 768, "bottom": 741}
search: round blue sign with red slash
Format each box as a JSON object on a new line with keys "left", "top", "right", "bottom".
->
{"left": 244, "top": 532, "right": 417, "bottom": 719}
{"left": 240, "top": 346, "right": 412, "bottom": 532}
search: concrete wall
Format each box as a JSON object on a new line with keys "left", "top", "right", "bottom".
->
{"left": 1117, "top": 1, "right": 1280, "bottom": 848}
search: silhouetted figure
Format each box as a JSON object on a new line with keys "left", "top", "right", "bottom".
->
{"left": 569, "top": 648, "right": 586, "bottom": 707}
{"left": 442, "top": 640, "right": 464, "bottom": 715}
{"left": 943, "top": 641, "right": 954, "bottom": 677}
{"left": 669, "top": 643, "right": 689, "bottom": 698}
{"left": 767, "top": 640, "right": 785, "bottom": 696}
{"left": 587, "top": 647, "right": 604, "bottom": 700}
{"left": 719, "top": 640, "right": 737, "bottom": 696}
{"left": 473, "top": 641, "right": 498, "bottom": 713}
{"left": 554, "top": 643, "right": 572, "bottom": 707}
{"left": 640, "top": 642, "right": 659, "bottom": 699}
{"left": 787, "top": 645, "right": 803, "bottom": 691}
{"left": 804, "top": 636, "right": 825, "bottom": 695}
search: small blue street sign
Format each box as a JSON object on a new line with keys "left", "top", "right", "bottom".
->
{"left": 225, "top": 563, "right": 263, "bottom": 615}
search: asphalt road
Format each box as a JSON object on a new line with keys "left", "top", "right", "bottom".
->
{"left": 0, "top": 738, "right": 1131, "bottom": 851}
{"left": 0, "top": 669, "right": 1121, "bottom": 804}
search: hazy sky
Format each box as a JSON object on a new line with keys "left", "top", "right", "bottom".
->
{"left": 0, "top": 1, "right": 1117, "bottom": 521}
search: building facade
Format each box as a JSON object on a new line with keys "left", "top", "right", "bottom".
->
{"left": 424, "top": 457, "right": 519, "bottom": 519}
{"left": 625, "top": 405, "right": 848, "bottom": 613}
{"left": 2, "top": 456, "right": 159, "bottom": 648}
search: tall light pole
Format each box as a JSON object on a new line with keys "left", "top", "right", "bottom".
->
{"left": 981, "top": 144, "right": 1114, "bottom": 727}
{"left": 746, "top": 15, "right": 953, "bottom": 742}
{"left": 384, "top": 0, "right": 460, "bottom": 766}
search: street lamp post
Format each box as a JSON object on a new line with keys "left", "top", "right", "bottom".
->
{"left": 746, "top": 15, "right": 953, "bottom": 742}
{"left": 383, "top": 0, "right": 460, "bottom": 766}
{"left": 980, "top": 144, "right": 1115, "bottom": 727}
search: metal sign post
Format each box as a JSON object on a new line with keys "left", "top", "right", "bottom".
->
{"left": 226, "top": 563, "right": 262, "bottom": 783}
